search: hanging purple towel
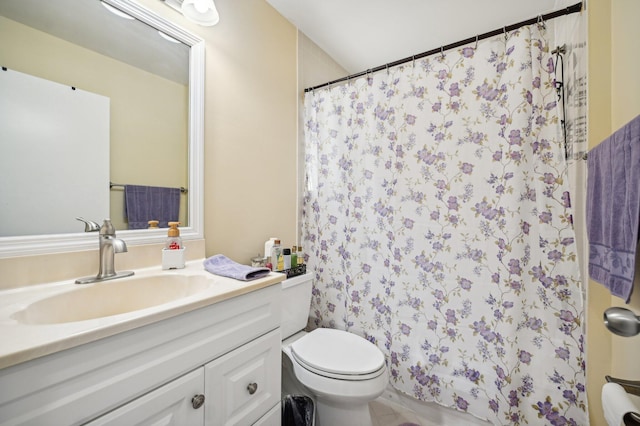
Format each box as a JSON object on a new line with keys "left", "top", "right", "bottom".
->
{"left": 587, "top": 115, "right": 640, "bottom": 303}
{"left": 124, "top": 185, "right": 181, "bottom": 229}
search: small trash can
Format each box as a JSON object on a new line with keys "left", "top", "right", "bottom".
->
{"left": 282, "top": 395, "right": 314, "bottom": 426}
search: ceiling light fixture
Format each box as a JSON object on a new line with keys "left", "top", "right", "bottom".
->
{"left": 101, "top": 2, "right": 135, "bottom": 20}
{"left": 182, "top": 0, "right": 219, "bottom": 26}
{"left": 162, "top": 0, "right": 219, "bottom": 27}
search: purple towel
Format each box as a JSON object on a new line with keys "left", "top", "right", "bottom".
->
{"left": 203, "top": 255, "right": 271, "bottom": 281}
{"left": 124, "top": 185, "right": 180, "bottom": 229}
{"left": 587, "top": 115, "right": 640, "bottom": 303}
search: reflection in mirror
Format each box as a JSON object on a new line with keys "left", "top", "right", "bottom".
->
{"left": 1, "top": 68, "right": 111, "bottom": 237}
{"left": 0, "top": 0, "right": 204, "bottom": 257}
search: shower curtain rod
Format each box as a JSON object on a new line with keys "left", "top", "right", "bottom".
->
{"left": 304, "top": 2, "right": 583, "bottom": 92}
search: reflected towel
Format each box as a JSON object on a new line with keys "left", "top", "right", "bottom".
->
{"left": 124, "top": 185, "right": 180, "bottom": 229}
{"left": 587, "top": 115, "right": 640, "bottom": 303}
{"left": 203, "top": 254, "right": 271, "bottom": 281}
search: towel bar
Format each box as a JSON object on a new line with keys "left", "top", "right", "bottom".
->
{"left": 109, "top": 182, "right": 188, "bottom": 193}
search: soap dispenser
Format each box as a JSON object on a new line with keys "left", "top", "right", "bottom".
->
{"left": 162, "top": 222, "right": 185, "bottom": 270}
{"left": 165, "top": 222, "right": 182, "bottom": 250}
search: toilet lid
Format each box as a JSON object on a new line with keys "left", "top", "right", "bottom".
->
{"left": 291, "top": 328, "right": 385, "bottom": 377}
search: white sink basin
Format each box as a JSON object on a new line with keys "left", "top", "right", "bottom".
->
{"left": 12, "top": 274, "right": 212, "bottom": 325}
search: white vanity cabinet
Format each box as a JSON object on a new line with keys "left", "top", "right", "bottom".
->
{"left": 0, "top": 284, "right": 282, "bottom": 426}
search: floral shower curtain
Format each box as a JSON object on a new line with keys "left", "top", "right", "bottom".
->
{"left": 302, "top": 22, "right": 587, "bottom": 426}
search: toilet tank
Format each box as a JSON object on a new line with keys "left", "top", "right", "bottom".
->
{"left": 281, "top": 273, "right": 313, "bottom": 340}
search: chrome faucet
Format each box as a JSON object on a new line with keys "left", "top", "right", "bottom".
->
{"left": 75, "top": 219, "right": 134, "bottom": 284}
{"left": 76, "top": 216, "right": 101, "bottom": 232}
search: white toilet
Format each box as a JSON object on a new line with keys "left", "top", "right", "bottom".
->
{"left": 281, "top": 273, "right": 388, "bottom": 426}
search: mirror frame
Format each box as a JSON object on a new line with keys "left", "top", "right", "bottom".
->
{"left": 0, "top": 0, "right": 204, "bottom": 258}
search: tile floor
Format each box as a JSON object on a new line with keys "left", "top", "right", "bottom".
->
{"left": 369, "top": 398, "right": 425, "bottom": 426}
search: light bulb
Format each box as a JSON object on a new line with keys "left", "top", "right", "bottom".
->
{"left": 193, "top": 0, "right": 210, "bottom": 14}
{"left": 181, "top": 0, "right": 219, "bottom": 26}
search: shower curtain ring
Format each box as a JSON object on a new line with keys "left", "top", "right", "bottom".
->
{"left": 503, "top": 26, "right": 508, "bottom": 40}
{"left": 440, "top": 46, "right": 445, "bottom": 59}
{"left": 412, "top": 55, "right": 415, "bottom": 68}
{"left": 474, "top": 35, "right": 479, "bottom": 50}
{"left": 537, "top": 14, "right": 546, "bottom": 29}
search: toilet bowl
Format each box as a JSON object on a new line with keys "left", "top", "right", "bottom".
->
{"left": 281, "top": 274, "right": 388, "bottom": 426}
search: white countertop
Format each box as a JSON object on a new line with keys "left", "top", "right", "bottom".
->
{"left": 0, "top": 260, "right": 285, "bottom": 370}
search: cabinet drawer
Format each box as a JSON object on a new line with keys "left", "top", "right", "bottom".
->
{"left": 87, "top": 368, "right": 205, "bottom": 426}
{"left": 205, "top": 329, "right": 281, "bottom": 426}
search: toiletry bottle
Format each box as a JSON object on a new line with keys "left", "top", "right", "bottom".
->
{"left": 165, "top": 222, "right": 182, "bottom": 250}
{"left": 291, "top": 246, "right": 298, "bottom": 268}
{"left": 283, "top": 248, "right": 291, "bottom": 270}
{"left": 277, "top": 252, "right": 284, "bottom": 271}
{"left": 270, "top": 239, "right": 282, "bottom": 271}
{"left": 297, "top": 245, "right": 304, "bottom": 264}
{"left": 148, "top": 220, "right": 159, "bottom": 229}
{"left": 264, "top": 237, "right": 278, "bottom": 259}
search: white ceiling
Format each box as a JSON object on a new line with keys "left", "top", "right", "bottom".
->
{"left": 266, "top": 0, "right": 572, "bottom": 74}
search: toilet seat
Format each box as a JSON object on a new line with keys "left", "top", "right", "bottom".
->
{"left": 291, "top": 328, "right": 386, "bottom": 381}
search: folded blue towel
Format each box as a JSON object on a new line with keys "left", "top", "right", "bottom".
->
{"left": 124, "top": 185, "right": 181, "bottom": 229}
{"left": 587, "top": 115, "right": 640, "bottom": 303}
{"left": 203, "top": 254, "right": 271, "bottom": 281}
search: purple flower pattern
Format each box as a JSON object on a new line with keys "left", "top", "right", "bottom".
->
{"left": 302, "top": 25, "right": 586, "bottom": 425}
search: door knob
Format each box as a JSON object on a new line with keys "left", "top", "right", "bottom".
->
{"left": 247, "top": 382, "right": 258, "bottom": 395}
{"left": 192, "top": 394, "right": 205, "bottom": 409}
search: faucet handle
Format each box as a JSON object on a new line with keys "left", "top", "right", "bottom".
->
{"left": 76, "top": 217, "right": 100, "bottom": 232}
{"left": 100, "top": 219, "right": 116, "bottom": 236}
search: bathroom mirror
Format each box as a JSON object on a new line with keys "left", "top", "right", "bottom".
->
{"left": 0, "top": 0, "right": 204, "bottom": 257}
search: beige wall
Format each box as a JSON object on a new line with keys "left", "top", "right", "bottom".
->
{"left": 586, "top": 1, "right": 612, "bottom": 422}
{"left": 610, "top": 0, "right": 640, "bottom": 128}
{"left": 0, "top": 16, "right": 189, "bottom": 229}
{"left": 191, "top": 0, "right": 298, "bottom": 263}
{"left": 298, "top": 32, "right": 347, "bottom": 90}
{"left": 587, "top": 0, "right": 640, "bottom": 424}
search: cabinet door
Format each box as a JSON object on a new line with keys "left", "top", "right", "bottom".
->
{"left": 205, "top": 329, "right": 281, "bottom": 426}
{"left": 87, "top": 368, "right": 205, "bottom": 426}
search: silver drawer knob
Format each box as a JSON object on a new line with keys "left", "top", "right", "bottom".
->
{"left": 192, "top": 394, "right": 205, "bottom": 409}
{"left": 247, "top": 382, "right": 258, "bottom": 395}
